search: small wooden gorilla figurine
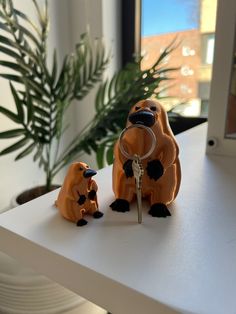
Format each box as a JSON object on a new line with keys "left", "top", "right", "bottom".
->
{"left": 55, "top": 162, "right": 103, "bottom": 226}
{"left": 110, "top": 99, "right": 181, "bottom": 217}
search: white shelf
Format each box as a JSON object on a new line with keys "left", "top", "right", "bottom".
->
{"left": 0, "top": 123, "right": 236, "bottom": 314}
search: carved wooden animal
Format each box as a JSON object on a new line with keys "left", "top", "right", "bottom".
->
{"left": 55, "top": 162, "right": 103, "bottom": 226}
{"left": 110, "top": 99, "right": 181, "bottom": 217}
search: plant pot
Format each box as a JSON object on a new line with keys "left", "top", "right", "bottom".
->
{"left": 16, "top": 185, "right": 61, "bottom": 205}
{"left": 10, "top": 185, "right": 61, "bottom": 209}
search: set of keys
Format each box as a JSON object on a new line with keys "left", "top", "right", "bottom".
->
{"left": 119, "top": 124, "right": 157, "bottom": 224}
{"left": 132, "top": 154, "right": 144, "bottom": 224}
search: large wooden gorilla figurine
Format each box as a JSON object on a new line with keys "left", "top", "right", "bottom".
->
{"left": 110, "top": 99, "right": 181, "bottom": 217}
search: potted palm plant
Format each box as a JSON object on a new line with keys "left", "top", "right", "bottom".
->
{"left": 0, "top": 0, "right": 110, "bottom": 204}
{"left": 0, "top": 0, "right": 177, "bottom": 205}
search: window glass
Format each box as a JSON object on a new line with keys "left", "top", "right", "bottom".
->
{"left": 141, "top": 0, "right": 217, "bottom": 117}
{"left": 202, "top": 33, "right": 215, "bottom": 65}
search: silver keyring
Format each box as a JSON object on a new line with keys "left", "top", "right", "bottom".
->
{"left": 119, "top": 124, "right": 156, "bottom": 160}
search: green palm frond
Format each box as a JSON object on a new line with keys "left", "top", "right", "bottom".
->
{"left": 53, "top": 44, "right": 178, "bottom": 172}
{"left": 0, "top": 0, "right": 109, "bottom": 189}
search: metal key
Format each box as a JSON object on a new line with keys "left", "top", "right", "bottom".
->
{"left": 132, "top": 154, "right": 144, "bottom": 224}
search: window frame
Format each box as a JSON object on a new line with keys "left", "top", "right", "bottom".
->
{"left": 121, "top": 0, "right": 141, "bottom": 66}
{"left": 206, "top": 0, "right": 236, "bottom": 157}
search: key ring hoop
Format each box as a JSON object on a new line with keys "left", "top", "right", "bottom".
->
{"left": 119, "top": 124, "right": 156, "bottom": 160}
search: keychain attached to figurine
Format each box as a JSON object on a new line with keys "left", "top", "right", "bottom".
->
{"left": 55, "top": 162, "right": 103, "bottom": 227}
{"left": 110, "top": 99, "right": 181, "bottom": 222}
{"left": 119, "top": 124, "right": 156, "bottom": 223}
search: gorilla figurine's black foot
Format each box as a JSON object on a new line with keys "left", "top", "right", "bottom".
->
{"left": 93, "top": 211, "right": 104, "bottom": 219}
{"left": 148, "top": 203, "right": 171, "bottom": 217}
{"left": 110, "top": 199, "right": 130, "bottom": 212}
{"left": 76, "top": 218, "right": 88, "bottom": 226}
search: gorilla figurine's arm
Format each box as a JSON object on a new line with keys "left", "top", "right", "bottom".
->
{"left": 71, "top": 184, "right": 86, "bottom": 205}
{"left": 146, "top": 159, "right": 164, "bottom": 181}
{"left": 146, "top": 135, "right": 177, "bottom": 181}
{"left": 78, "top": 194, "right": 86, "bottom": 205}
{"left": 123, "top": 159, "right": 134, "bottom": 178}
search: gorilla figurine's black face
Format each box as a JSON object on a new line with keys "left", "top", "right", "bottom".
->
{"left": 128, "top": 110, "right": 155, "bottom": 127}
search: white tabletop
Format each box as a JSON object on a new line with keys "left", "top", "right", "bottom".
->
{"left": 0, "top": 123, "right": 236, "bottom": 314}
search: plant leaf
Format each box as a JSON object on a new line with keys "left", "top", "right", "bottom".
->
{"left": 25, "top": 77, "right": 50, "bottom": 97}
{"left": 17, "top": 24, "right": 41, "bottom": 49}
{"left": 0, "top": 21, "right": 9, "bottom": 32}
{"left": 0, "top": 60, "right": 28, "bottom": 74}
{"left": 73, "top": 34, "right": 109, "bottom": 100}
{"left": 0, "top": 106, "right": 21, "bottom": 123}
{"left": 33, "top": 126, "right": 50, "bottom": 137}
{"left": 0, "top": 128, "right": 26, "bottom": 138}
{"left": 0, "top": 45, "right": 21, "bottom": 59}
{"left": 20, "top": 91, "right": 49, "bottom": 108}
{"left": 13, "top": 8, "right": 40, "bottom": 36}
{"left": 25, "top": 89, "right": 33, "bottom": 123}
{"left": 96, "top": 143, "right": 106, "bottom": 169}
{"left": 33, "top": 144, "right": 43, "bottom": 162}
{"left": 0, "top": 34, "right": 18, "bottom": 49}
{"left": 39, "top": 154, "right": 47, "bottom": 169}
{"left": 0, "top": 137, "right": 29, "bottom": 156}
{"left": 15, "top": 142, "right": 36, "bottom": 160}
{"left": 106, "top": 146, "right": 114, "bottom": 165}
{"left": 0, "top": 73, "right": 22, "bottom": 83}
{"left": 9, "top": 83, "right": 24, "bottom": 121}
{"left": 51, "top": 48, "right": 57, "bottom": 83}
{"left": 33, "top": 106, "right": 50, "bottom": 119}
{"left": 34, "top": 115, "right": 50, "bottom": 127}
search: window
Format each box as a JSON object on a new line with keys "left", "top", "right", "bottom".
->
{"left": 182, "top": 46, "right": 196, "bottom": 57}
{"left": 181, "top": 66, "right": 194, "bottom": 76}
{"left": 141, "top": 0, "right": 218, "bottom": 117}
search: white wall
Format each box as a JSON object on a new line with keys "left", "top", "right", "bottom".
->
{"left": 0, "top": 0, "right": 121, "bottom": 211}
{"left": 68, "top": 0, "right": 121, "bottom": 167}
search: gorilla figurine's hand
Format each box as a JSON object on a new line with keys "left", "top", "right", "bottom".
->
{"left": 123, "top": 159, "right": 133, "bottom": 178}
{"left": 88, "top": 189, "right": 96, "bottom": 200}
{"left": 78, "top": 195, "right": 86, "bottom": 205}
{"left": 146, "top": 159, "right": 164, "bottom": 181}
